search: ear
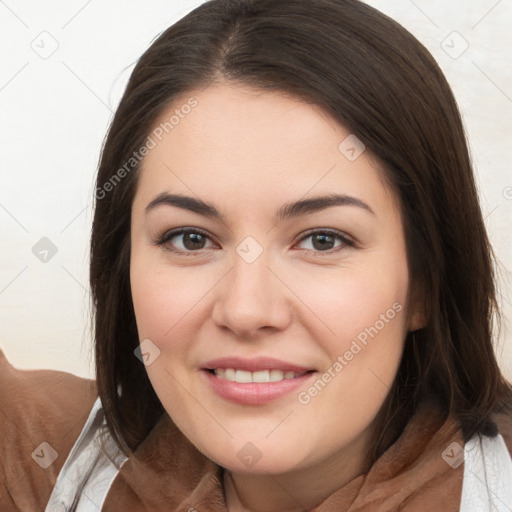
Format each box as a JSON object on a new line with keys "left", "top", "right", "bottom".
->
{"left": 407, "top": 279, "right": 428, "bottom": 331}
{"left": 408, "top": 309, "right": 426, "bottom": 332}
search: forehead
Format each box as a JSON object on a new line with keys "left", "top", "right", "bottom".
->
{"left": 134, "top": 83, "right": 398, "bottom": 218}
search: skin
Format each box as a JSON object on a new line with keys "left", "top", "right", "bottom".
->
{"left": 130, "top": 82, "right": 425, "bottom": 512}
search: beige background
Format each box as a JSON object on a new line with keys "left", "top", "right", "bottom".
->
{"left": 1, "top": 0, "right": 511, "bottom": 380}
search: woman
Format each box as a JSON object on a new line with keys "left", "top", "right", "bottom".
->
{"left": 1, "top": 0, "right": 511, "bottom": 510}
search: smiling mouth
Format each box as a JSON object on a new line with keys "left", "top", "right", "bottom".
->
{"left": 202, "top": 367, "right": 317, "bottom": 405}
{"left": 206, "top": 368, "right": 314, "bottom": 383}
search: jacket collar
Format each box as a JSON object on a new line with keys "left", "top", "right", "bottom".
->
{"left": 103, "top": 400, "right": 465, "bottom": 511}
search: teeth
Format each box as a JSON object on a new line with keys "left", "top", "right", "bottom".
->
{"left": 252, "top": 370, "right": 270, "bottom": 383}
{"left": 213, "top": 368, "right": 304, "bottom": 383}
{"left": 235, "top": 370, "right": 252, "bottom": 383}
{"left": 269, "top": 369, "right": 284, "bottom": 382}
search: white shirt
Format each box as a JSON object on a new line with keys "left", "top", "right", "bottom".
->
{"left": 45, "top": 397, "right": 512, "bottom": 511}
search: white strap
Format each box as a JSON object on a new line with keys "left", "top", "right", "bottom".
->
{"left": 44, "top": 397, "right": 128, "bottom": 511}
{"left": 460, "top": 433, "right": 512, "bottom": 511}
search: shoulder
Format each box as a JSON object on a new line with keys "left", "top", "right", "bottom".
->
{"left": 0, "top": 348, "right": 98, "bottom": 511}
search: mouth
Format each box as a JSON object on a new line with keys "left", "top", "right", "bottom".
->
{"left": 200, "top": 357, "right": 317, "bottom": 405}
{"left": 205, "top": 368, "right": 314, "bottom": 383}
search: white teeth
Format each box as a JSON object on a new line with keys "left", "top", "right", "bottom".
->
{"left": 252, "top": 370, "right": 270, "bottom": 383}
{"left": 235, "top": 370, "right": 252, "bottom": 383}
{"left": 224, "top": 368, "right": 236, "bottom": 381}
{"left": 213, "top": 368, "right": 304, "bottom": 382}
{"left": 269, "top": 369, "right": 284, "bottom": 382}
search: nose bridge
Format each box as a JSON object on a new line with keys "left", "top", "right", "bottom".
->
{"left": 212, "top": 241, "right": 291, "bottom": 335}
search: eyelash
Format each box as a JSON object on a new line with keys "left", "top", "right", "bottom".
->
{"left": 155, "top": 227, "right": 356, "bottom": 257}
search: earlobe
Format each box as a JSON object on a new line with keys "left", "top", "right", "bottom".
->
{"left": 407, "top": 281, "right": 428, "bottom": 332}
{"left": 407, "top": 309, "right": 427, "bottom": 332}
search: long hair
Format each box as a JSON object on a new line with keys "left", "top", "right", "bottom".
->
{"left": 89, "top": 0, "right": 512, "bottom": 462}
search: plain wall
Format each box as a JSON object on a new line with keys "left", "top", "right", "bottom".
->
{"left": 1, "top": 0, "right": 511, "bottom": 380}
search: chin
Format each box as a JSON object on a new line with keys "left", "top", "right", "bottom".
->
{"left": 199, "top": 438, "right": 312, "bottom": 476}
{"left": 220, "top": 456, "right": 306, "bottom": 476}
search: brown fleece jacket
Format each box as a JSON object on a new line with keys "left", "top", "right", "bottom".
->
{"left": 1, "top": 348, "right": 511, "bottom": 511}
{"left": 0, "top": 349, "right": 97, "bottom": 511}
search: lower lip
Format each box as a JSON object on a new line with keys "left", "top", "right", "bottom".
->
{"left": 202, "top": 370, "right": 316, "bottom": 405}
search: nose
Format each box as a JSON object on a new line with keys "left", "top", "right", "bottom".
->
{"left": 211, "top": 249, "right": 293, "bottom": 338}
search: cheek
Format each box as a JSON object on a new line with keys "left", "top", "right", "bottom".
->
{"left": 290, "top": 262, "right": 408, "bottom": 349}
{"left": 288, "top": 254, "right": 409, "bottom": 411}
{"left": 291, "top": 257, "right": 409, "bottom": 423}
{"left": 130, "top": 257, "right": 213, "bottom": 350}
{"left": 130, "top": 268, "right": 175, "bottom": 340}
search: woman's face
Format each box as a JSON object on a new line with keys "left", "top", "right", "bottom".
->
{"left": 130, "top": 83, "right": 424, "bottom": 475}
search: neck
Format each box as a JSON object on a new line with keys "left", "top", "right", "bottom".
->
{"left": 223, "top": 427, "right": 374, "bottom": 512}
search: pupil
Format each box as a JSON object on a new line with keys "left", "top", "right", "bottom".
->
{"left": 184, "top": 233, "right": 204, "bottom": 250}
{"left": 313, "top": 233, "right": 333, "bottom": 250}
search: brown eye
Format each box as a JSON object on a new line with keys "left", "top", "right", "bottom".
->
{"left": 180, "top": 232, "right": 207, "bottom": 250}
{"left": 311, "top": 233, "right": 336, "bottom": 251}
{"left": 156, "top": 228, "right": 215, "bottom": 254}
{"left": 296, "top": 230, "right": 354, "bottom": 253}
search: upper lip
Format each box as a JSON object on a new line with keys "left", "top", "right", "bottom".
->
{"left": 203, "top": 356, "right": 315, "bottom": 373}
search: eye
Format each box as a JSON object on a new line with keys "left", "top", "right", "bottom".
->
{"left": 155, "top": 228, "right": 216, "bottom": 255}
{"left": 295, "top": 229, "right": 355, "bottom": 255}
{"left": 155, "top": 227, "right": 355, "bottom": 256}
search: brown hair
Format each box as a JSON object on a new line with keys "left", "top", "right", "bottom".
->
{"left": 89, "top": 0, "right": 512, "bottom": 462}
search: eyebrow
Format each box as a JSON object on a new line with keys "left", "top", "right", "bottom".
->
{"left": 145, "top": 192, "right": 375, "bottom": 222}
